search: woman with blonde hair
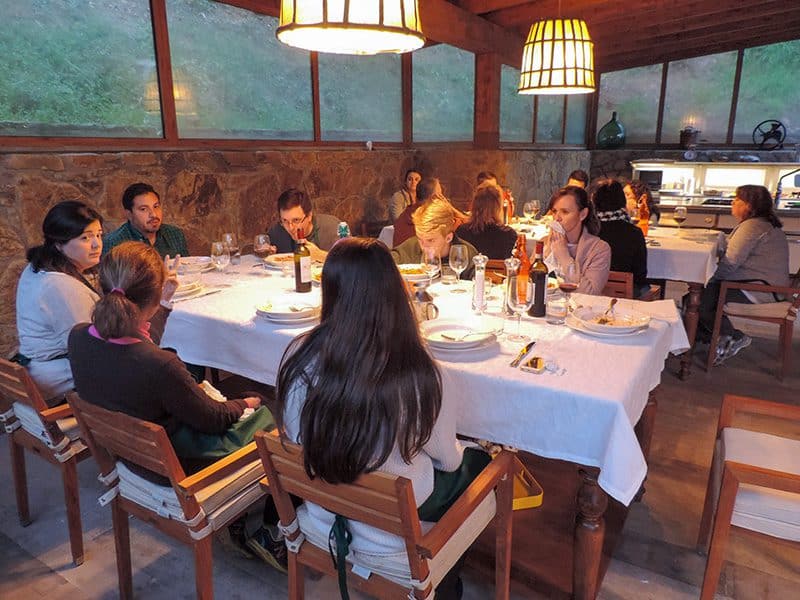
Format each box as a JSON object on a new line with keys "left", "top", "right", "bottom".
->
{"left": 68, "top": 241, "right": 286, "bottom": 571}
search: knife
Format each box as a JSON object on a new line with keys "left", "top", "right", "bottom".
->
{"left": 173, "top": 289, "right": 222, "bottom": 303}
{"left": 509, "top": 341, "right": 536, "bottom": 367}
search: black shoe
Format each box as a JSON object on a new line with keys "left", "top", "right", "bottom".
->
{"left": 217, "top": 521, "right": 254, "bottom": 560}
{"left": 246, "top": 525, "right": 288, "bottom": 574}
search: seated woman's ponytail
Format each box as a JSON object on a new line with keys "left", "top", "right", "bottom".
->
{"left": 92, "top": 242, "right": 164, "bottom": 339}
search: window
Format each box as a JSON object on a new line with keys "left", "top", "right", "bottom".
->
{"left": 535, "top": 96, "right": 564, "bottom": 143}
{"left": 500, "top": 65, "right": 533, "bottom": 143}
{"left": 319, "top": 53, "right": 402, "bottom": 142}
{"left": 412, "top": 44, "right": 474, "bottom": 142}
{"left": 565, "top": 95, "right": 587, "bottom": 145}
{"left": 734, "top": 40, "right": 800, "bottom": 144}
{"left": 597, "top": 64, "right": 662, "bottom": 144}
{"left": 165, "top": 0, "right": 313, "bottom": 140}
{"left": 662, "top": 51, "right": 737, "bottom": 144}
{"left": 0, "top": 0, "right": 162, "bottom": 137}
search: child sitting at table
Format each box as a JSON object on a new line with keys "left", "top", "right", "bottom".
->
{"left": 68, "top": 241, "right": 287, "bottom": 572}
{"left": 275, "top": 237, "right": 490, "bottom": 600}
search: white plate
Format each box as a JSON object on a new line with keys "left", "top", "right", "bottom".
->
{"left": 171, "top": 285, "right": 206, "bottom": 300}
{"left": 256, "top": 303, "right": 319, "bottom": 320}
{"left": 566, "top": 313, "right": 647, "bottom": 338}
{"left": 257, "top": 313, "right": 319, "bottom": 325}
{"left": 420, "top": 319, "right": 496, "bottom": 349}
{"left": 178, "top": 256, "right": 214, "bottom": 273}
{"left": 397, "top": 264, "right": 431, "bottom": 282}
{"left": 572, "top": 307, "right": 650, "bottom": 334}
{"left": 263, "top": 253, "right": 295, "bottom": 270}
{"left": 176, "top": 279, "right": 201, "bottom": 293}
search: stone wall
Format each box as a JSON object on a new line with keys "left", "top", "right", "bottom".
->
{"left": 0, "top": 147, "right": 588, "bottom": 355}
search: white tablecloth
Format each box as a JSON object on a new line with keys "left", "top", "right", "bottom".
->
{"left": 162, "top": 256, "right": 689, "bottom": 506}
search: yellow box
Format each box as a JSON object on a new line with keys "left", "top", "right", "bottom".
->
{"left": 512, "top": 458, "right": 543, "bottom": 511}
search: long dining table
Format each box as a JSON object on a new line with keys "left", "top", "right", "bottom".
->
{"left": 161, "top": 255, "right": 690, "bottom": 599}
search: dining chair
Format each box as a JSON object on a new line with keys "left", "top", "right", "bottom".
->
{"left": 696, "top": 394, "right": 800, "bottom": 600}
{"left": 602, "top": 270, "right": 661, "bottom": 301}
{"left": 0, "top": 358, "right": 90, "bottom": 565}
{"left": 705, "top": 268, "right": 800, "bottom": 379}
{"left": 254, "top": 429, "right": 515, "bottom": 600}
{"left": 68, "top": 392, "right": 267, "bottom": 600}
{"left": 485, "top": 259, "right": 508, "bottom": 285}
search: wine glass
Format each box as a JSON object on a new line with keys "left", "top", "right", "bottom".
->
{"left": 210, "top": 241, "right": 230, "bottom": 271}
{"left": 556, "top": 261, "right": 579, "bottom": 312}
{"left": 506, "top": 275, "right": 534, "bottom": 342}
{"left": 222, "top": 232, "right": 240, "bottom": 265}
{"left": 674, "top": 206, "right": 688, "bottom": 233}
{"left": 254, "top": 234, "right": 273, "bottom": 259}
{"left": 523, "top": 201, "right": 539, "bottom": 222}
{"left": 421, "top": 247, "right": 441, "bottom": 286}
{"left": 630, "top": 204, "right": 641, "bottom": 226}
{"left": 448, "top": 244, "right": 469, "bottom": 293}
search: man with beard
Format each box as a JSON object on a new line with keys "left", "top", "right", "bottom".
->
{"left": 103, "top": 182, "right": 188, "bottom": 258}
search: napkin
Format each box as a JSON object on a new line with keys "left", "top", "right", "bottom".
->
{"left": 616, "top": 298, "right": 681, "bottom": 324}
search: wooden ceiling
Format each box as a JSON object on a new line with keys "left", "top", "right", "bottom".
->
{"left": 451, "top": 0, "right": 800, "bottom": 72}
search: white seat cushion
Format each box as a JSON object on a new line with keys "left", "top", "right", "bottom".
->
{"left": 297, "top": 492, "right": 497, "bottom": 590}
{"left": 115, "top": 458, "right": 265, "bottom": 536}
{"left": 724, "top": 301, "right": 795, "bottom": 320}
{"left": 715, "top": 428, "right": 800, "bottom": 542}
{"left": 57, "top": 416, "right": 81, "bottom": 440}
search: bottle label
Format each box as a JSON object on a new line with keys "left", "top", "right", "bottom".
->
{"left": 299, "top": 256, "right": 311, "bottom": 283}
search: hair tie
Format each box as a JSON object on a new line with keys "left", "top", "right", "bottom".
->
{"left": 110, "top": 287, "right": 126, "bottom": 296}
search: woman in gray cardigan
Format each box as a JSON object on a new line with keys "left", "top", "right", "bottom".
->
{"left": 699, "top": 185, "right": 790, "bottom": 364}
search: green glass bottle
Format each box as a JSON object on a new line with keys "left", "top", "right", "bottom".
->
{"left": 597, "top": 111, "right": 626, "bottom": 149}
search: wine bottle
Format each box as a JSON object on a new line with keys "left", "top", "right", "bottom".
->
{"left": 528, "top": 241, "right": 547, "bottom": 317}
{"left": 294, "top": 237, "right": 312, "bottom": 293}
{"left": 514, "top": 234, "right": 530, "bottom": 304}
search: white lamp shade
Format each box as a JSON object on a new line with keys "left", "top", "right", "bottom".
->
{"left": 278, "top": 0, "right": 425, "bottom": 55}
{"left": 518, "top": 19, "right": 595, "bottom": 95}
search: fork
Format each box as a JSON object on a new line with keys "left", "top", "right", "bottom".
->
{"left": 441, "top": 330, "right": 493, "bottom": 341}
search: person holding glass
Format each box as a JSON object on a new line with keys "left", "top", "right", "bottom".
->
{"left": 697, "top": 185, "right": 790, "bottom": 364}
{"left": 267, "top": 188, "right": 340, "bottom": 262}
{"left": 276, "top": 237, "right": 490, "bottom": 599}
{"left": 456, "top": 182, "right": 517, "bottom": 260}
{"left": 391, "top": 199, "right": 478, "bottom": 280}
{"left": 542, "top": 186, "right": 611, "bottom": 296}
{"left": 624, "top": 180, "right": 661, "bottom": 224}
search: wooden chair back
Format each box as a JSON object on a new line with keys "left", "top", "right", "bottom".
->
{"left": 486, "top": 259, "right": 507, "bottom": 285}
{"left": 602, "top": 270, "right": 634, "bottom": 299}
{"left": 0, "top": 358, "right": 49, "bottom": 413}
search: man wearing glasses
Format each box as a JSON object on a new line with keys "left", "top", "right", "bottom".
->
{"left": 267, "top": 188, "right": 340, "bottom": 262}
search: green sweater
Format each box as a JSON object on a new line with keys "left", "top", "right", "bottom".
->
{"left": 391, "top": 235, "right": 479, "bottom": 280}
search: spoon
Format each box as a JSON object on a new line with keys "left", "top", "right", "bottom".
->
{"left": 601, "top": 298, "right": 618, "bottom": 321}
{"left": 441, "top": 330, "right": 493, "bottom": 341}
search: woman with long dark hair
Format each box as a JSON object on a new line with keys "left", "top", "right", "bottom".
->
{"left": 68, "top": 241, "right": 285, "bottom": 570}
{"left": 456, "top": 181, "right": 517, "bottom": 259}
{"left": 544, "top": 186, "right": 611, "bottom": 295}
{"left": 389, "top": 168, "right": 422, "bottom": 222}
{"left": 15, "top": 201, "right": 104, "bottom": 404}
{"left": 699, "top": 184, "right": 790, "bottom": 364}
{"left": 276, "top": 237, "right": 488, "bottom": 599}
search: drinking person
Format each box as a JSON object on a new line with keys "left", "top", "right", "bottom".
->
{"left": 456, "top": 181, "right": 517, "bottom": 259}
{"left": 624, "top": 180, "right": 661, "bottom": 223}
{"left": 698, "top": 185, "right": 790, "bottom": 364}
{"left": 543, "top": 186, "right": 611, "bottom": 295}
{"left": 389, "top": 169, "right": 422, "bottom": 222}
{"left": 68, "top": 241, "right": 286, "bottom": 571}
{"left": 275, "top": 237, "right": 490, "bottom": 599}
{"left": 267, "top": 188, "right": 340, "bottom": 262}
{"left": 592, "top": 179, "right": 649, "bottom": 298}
{"left": 392, "top": 199, "right": 478, "bottom": 279}
{"left": 103, "top": 182, "right": 188, "bottom": 258}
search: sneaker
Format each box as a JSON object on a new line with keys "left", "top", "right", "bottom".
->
{"left": 726, "top": 333, "right": 752, "bottom": 359}
{"left": 246, "top": 525, "right": 288, "bottom": 574}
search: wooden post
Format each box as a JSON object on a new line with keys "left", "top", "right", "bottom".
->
{"left": 111, "top": 498, "right": 133, "bottom": 600}
{"left": 574, "top": 469, "right": 608, "bottom": 600}
{"left": 9, "top": 436, "right": 30, "bottom": 526}
{"left": 474, "top": 53, "right": 501, "bottom": 149}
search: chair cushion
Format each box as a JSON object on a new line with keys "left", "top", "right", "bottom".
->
{"left": 115, "top": 458, "right": 265, "bottom": 535}
{"left": 296, "top": 492, "right": 497, "bottom": 590}
{"left": 724, "top": 301, "right": 795, "bottom": 320}
{"left": 57, "top": 417, "right": 82, "bottom": 441}
{"left": 717, "top": 428, "right": 800, "bottom": 542}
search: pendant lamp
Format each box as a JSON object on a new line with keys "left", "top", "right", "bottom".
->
{"left": 277, "top": 0, "right": 425, "bottom": 55}
{"left": 518, "top": 18, "right": 595, "bottom": 95}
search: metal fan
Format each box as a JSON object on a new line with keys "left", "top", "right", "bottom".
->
{"left": 752, "top": 119, "right": 786, "bottom": 150}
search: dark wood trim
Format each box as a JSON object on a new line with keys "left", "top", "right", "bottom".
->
{"left": 218, "top": 0, "right": 280, "bottom": 17}
{"left": 726, "top": 49, "right": 745, "bottom": 145}
{"left": 474, "top": 53, "right": 501, "bottom": 149}
{"left": 654, "top": 62, "right": 668, "bottom": 145}
{"left": 310, "top": 52, "right": 321, "bottom": 142}
{"left": 149, "top": 0, "right": 177, "bottom": 142}
{"left": 560, "top": 96, "right": 568, "bottom": 145}
{"left": 532, "top": 97, "right": 538, "bottom": 143}
{"left": 588, "top": 76, "right": 600, "bottom": 149}
{"left": 402, "top": 54, "right": 413, "bottom": 147}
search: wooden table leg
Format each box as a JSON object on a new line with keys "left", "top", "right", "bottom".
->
{"left": 574, "top": 469, "right": 609, "bottom": 600}
{"left": 633, "top": 390, "right": 658, "bottom": 502}
{"left": 680, "top": 282, "right": 703, "bottom": 380}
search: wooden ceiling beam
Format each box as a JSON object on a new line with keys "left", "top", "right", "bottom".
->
{"left": 598, "top": 21, "right": 800, "bottom": 72}
{"left": 216, "top": 0, "right": 279, "bottom": 17}
{"left": 459, "top": 0, "right": 535, "bottom": 14}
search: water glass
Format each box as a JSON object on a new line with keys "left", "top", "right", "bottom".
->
{"left": 210, "top": 241, "right": 230, "bottom": 271}
{"left": 523, "top": 201, "right": 539, "bottom": 221}
{"left": 506, "top": 275, "right": 534, "bottom": 342}
{"left": 546, "top": 295, "right": 567, "bottom": 325}
{"left": 254, "top": 234, "right": 273, "bottom": 259}
{"left": 222, "top": 232, "right": 240, "bottom": 265}
{"left": 448, "top": 244, "right": 469, "bottom": 293}
{"left": 421, "top": 248, "right": 441, "bottom": 285}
